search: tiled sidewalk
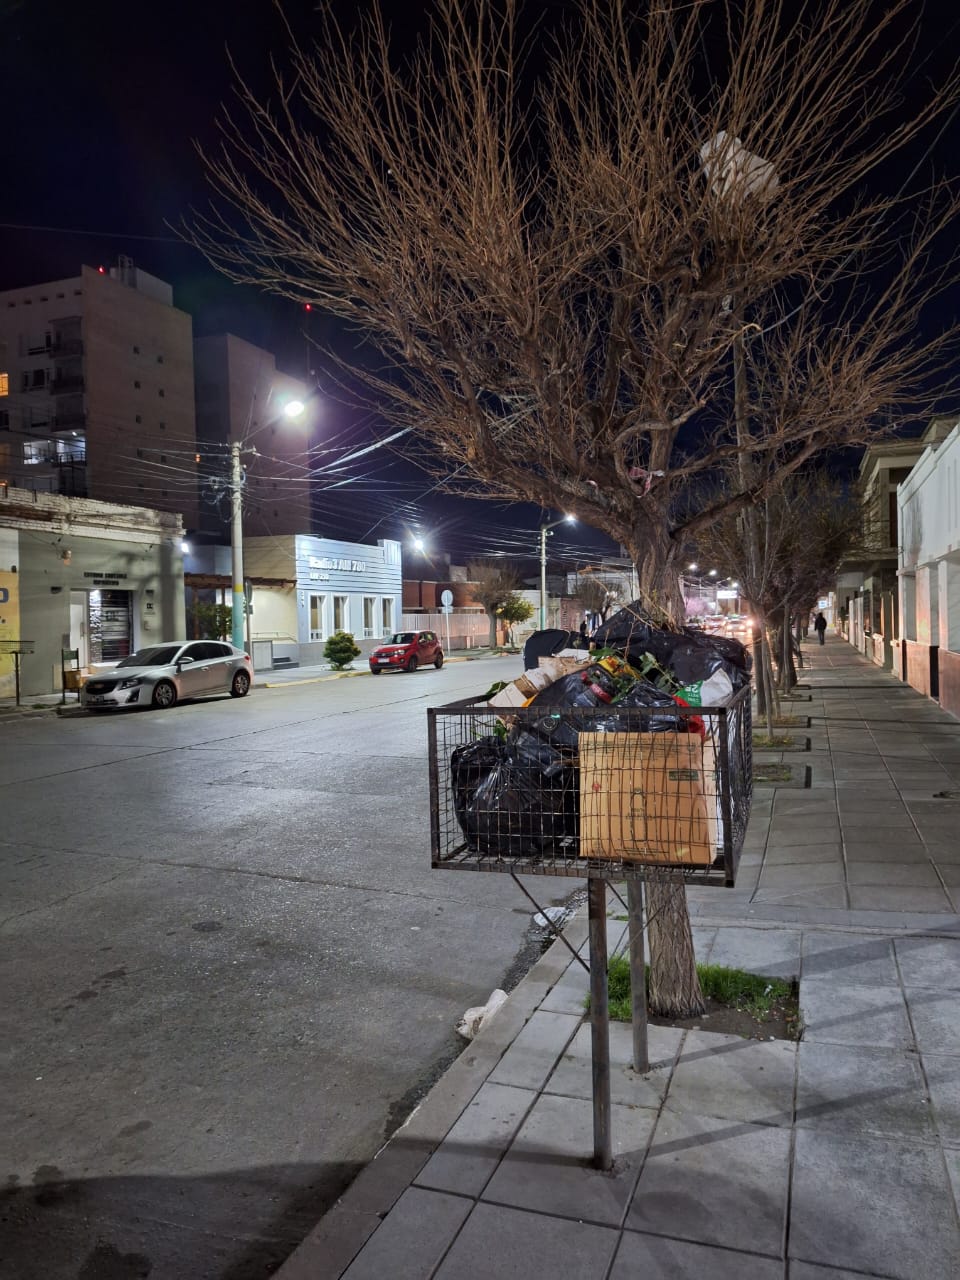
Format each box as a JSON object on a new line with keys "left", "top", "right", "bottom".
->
{"left": 275, "top": 636, "right": 960, "bottom": 1280}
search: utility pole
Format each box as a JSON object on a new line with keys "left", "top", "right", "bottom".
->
{"left": 230, "top": 441, "right": 245, "bottom": 652}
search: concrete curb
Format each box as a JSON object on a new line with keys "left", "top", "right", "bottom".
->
{"left": 270, "top": 916, "right": 589, "bottom": 1280}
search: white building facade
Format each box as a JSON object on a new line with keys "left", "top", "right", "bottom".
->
{"left": 898, "top": 418, "right": 960, "bottom": 716}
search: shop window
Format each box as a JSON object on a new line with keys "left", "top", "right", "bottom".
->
{"left": 381, "top": 597, "right": 394, "bottom": 635}
{"left": 308, "top": 593, "right": 327, "bottom": 642}
{"left": 362, "top": 596, "right": 377, "bottom": 638}
{"left": 87, "top": 589, "right": 132, "bottom": 662}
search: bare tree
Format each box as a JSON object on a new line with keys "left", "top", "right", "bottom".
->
{"left": 466, "top": 559, "right": 522, "bottom": 646}
{"left": 572, "top": 575, "right": 614, "bottom": 626}
{"left": 698, "top": 471, "right": 863, "bottom": 707}
{"left": 188, "top": 0, "right": 960, "bottom": 1016}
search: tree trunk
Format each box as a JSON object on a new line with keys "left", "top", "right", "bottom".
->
{"left": 759, "top": 621, "right": 778, "bottom": 735}
{"left": 627, "top": 517, "right": 682, "bottom": 624}
{"left": 487, "top": 610, "right": 498, "bottom": 647}
{"left": 757, "top": 634, "right": 773, "bottom": 727}
{"left": 646, "top": 870, "right": 706, "bottom": 1017}
{"left": 630, "top": 543, "right": 706, "bottom": 1019}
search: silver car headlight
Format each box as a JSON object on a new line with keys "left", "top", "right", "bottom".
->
{"left": 118, "top": 677, "right": 144, "bottom": 689}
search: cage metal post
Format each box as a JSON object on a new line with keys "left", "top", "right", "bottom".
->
{"left": 626, "top": 878, "right": 649, "bottom": 1074}
{"left": 588, "top": 877, "right": 612, "bottom": 1171}
{"left": 719, "top": 705, "right": 734, "bottom": 884}
{"left": 427, "top": 707, "right": 442, "bottom": 863}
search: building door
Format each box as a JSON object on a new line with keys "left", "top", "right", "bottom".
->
{"left": 70, "top": 592, "right": 88, "bottom": 668}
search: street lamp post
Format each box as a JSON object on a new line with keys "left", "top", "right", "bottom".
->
{"left": 230, "top": 440, "right": 246, "bottom": 651}
{"left": 539, "top": 515, "right": 575, "bottom": 630}
{"left": 229, "top": 397, "right": 307, "bottom": 653}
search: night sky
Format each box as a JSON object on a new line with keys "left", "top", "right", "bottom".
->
{"left": 3, "top": 0, "right": 960, "bottom": 570}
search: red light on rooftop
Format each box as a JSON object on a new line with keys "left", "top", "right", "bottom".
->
{"left": 98, "top": 265, "right": 105, "bottom": 274}
{"left": 304, "top": 303, "right": 312, "bottom": 311}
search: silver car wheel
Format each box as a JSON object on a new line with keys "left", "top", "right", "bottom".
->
{"left": 151, "top": 679, "right": 177, "bottom": 709}
{"left": 230, "top": 670, "right": 251, "bottom": 698}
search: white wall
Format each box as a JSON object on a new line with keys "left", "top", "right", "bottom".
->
{"left": 899, "top": 423, "right": 960, "bottom": 652}
{"left": 250, "top": 586, "right": 297, "bottom": 641}
{"left": 899, "top": 424, "right": 960, "bottom": 569}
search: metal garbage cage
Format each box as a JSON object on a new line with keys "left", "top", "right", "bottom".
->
{"left": 427, "top": 685, "right": 752, "bottom": 1167}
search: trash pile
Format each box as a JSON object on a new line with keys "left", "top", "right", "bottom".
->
{"left": 451, "top": 602, "right": 751, "bottom": 864}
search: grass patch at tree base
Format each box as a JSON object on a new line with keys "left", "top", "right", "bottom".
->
{"left": 753, "top": 734, "right": 796, "bottom": 749}
{"left": 592, "top": 955, "right": 802, "bottom": 1041}
{"left": 754, "top": 763, "right": 795, "bottom": 783}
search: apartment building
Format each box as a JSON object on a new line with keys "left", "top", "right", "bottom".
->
{"left": 0, "top": 259, "right": 197, "bottom": 526}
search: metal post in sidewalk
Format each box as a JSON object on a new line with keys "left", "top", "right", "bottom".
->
{"left": 588, "top": 877, "right": 612, "bottom": 1171}
{"left": 627, "top": 878, "right": 649, "bottom": 1074}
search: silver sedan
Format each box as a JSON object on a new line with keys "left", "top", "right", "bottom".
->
{"left": 81, "top": 641, "right": 253, "bottom": 710}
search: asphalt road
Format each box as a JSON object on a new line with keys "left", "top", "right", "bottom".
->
{"left": 0, "top": 657, "right": 577, "bottom": 1280}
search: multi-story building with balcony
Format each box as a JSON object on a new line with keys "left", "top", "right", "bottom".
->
{"left": 0, "top": 259, "right": 197, "bottom": 526}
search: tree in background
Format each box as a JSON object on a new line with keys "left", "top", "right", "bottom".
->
{"left": 190, "top": 0, "right": 960, "bottom": 1015}
{"left": 697, "top": 472, "right": 863, "bottom": 716}
{"left": 191, "top": 602, "right": 232, "bottom": 642}
{"left": 497, "top": 592, "right": 535, "bottom": 647}
{"left": 573, "top": 575, "right": 618, "bottom": 629}
{"left": 467, "top": 560, "right": 523, "bottom": 646}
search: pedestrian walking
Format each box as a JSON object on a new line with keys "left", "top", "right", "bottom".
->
{"left": 814, "top": 611, "right": 828, "bottom": 645}
{"left": 578, "top": 619, "right": 590, "bottom": 647}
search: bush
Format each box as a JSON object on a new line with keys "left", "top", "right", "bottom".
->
{"left": 324, "top": 630, "right": 361, "bottom": 670}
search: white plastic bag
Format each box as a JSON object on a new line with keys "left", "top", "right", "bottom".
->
{"left": 679, "top": 669, "right": 734, "bottom": 707}
{"left": 456, "top": 988, "right": 508, "bottom": 1040}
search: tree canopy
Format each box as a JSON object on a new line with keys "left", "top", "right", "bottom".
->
{"left": 190, "top": 0, "right": 960, "bottom": 615}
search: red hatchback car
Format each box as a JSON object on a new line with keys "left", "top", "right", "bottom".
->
{"left": 369, "top": 630, "right": 444, "bottom": 673}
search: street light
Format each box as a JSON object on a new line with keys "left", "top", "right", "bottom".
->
{"left": 539, "top": 514, "right": 576, "bottom": 630}
{"left": 230, "top": 398, "right": 307, "bottom": 652}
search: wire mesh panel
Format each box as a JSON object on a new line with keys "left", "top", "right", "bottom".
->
{"left": 428, "top": 685, "right": 752, "bottom": 886}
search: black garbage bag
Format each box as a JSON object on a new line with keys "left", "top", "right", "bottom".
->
{"left": 591, "top": 600, "right": 752, "bottom": 692}
{"left": 593, "top": 678, "right": 687, "bottom": 734}
{"left": 525, "top": 668, "right": 621, "bottom": 750}
{"left": 450, "top": 731, "right": 578, "bottom": 857}
{"left": 522, "top": 628, "right": 578, "bottom": 671}
{"left": 590, "top": 603, "right": 677, "bottom": 668}
{"left": 681, "top": 628, "right": 752, "bottom": 689}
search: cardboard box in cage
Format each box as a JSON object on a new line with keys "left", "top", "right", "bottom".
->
{"left": 578, "top": 732, "right": 713, "bottom": 865}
